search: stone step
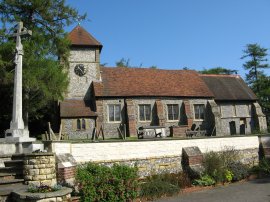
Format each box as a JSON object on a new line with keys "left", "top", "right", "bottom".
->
{"left": 0, "top": 178, "right": 24, "bottom": 185}
{"left": 0, "top": 166, "right": 23, "bottom": 174}
{"left": 4, "top": 160, "right": 23, "bottom": 167}
{"left": 0, "top": 172, "right": 16, "bottom": 180}
{"left": 0, "top": 172, "right": 23, "bottom": 180}
{"left": 0, "top": 182, "right": 27, "bottom": 196}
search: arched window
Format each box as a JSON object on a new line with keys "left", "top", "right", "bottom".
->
{"left": 82, "top": 119, "right": 86, "bottom": 130}
{"left": 77, "top": 119, "right": 81, "bottom": 130}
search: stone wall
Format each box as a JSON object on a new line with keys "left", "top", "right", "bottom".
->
{"left": 99, "top": 97, "right": 213, "bottom": 137}
{"left": 51, "top": 136, "right": 259, "bottom": 163}
{"left": 50, "top": 136, "right": 260, "bottom": 181}
{"left": 95, "top": 155, "right": 182, "bottom": 177}
{"left": 101, "top": 98, "right": 126, "bottom": 138}
{"left": 61, "top": 118, "right": 95, "bottom": 139}
{"left": 217, "top": 102, "right": 253, "bottom": 135}
{"left": 23, "top": 153, "right": 57, "bottom": 187}
{"left": 67, "top": 47, "right": 100, "bottom": 99}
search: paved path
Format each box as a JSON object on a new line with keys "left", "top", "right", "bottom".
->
{"left": 155, "top": 178, "right": 270, "bottom": 202}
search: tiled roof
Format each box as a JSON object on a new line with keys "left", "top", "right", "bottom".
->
{"left": 68, "top": 25, "right": 102, "bottom": 48}
{"left": 60, "top": 99, "right": 97, "bottom": 118}
{"left": 200, "top": 74, "right": 257, "bottom": 101}
{"left": 93, "top": 67, "right": 214, "bottom": 97}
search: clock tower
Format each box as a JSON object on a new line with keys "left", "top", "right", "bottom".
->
{"left": 66, "top": 25, "right": 102, "bottom": 99}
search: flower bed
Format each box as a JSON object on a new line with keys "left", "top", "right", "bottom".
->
{"left": 12, "top": 187, "right": 72, "bottom": 202}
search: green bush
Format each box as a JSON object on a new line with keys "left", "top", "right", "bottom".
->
{"left": 203, "top": 148, "right": 240, "bottom": 183}
{"left": 224, "top": 170, "right": 233, "bottom": 182}
{"left": 228, "top": 162, "right": 249, "bottom": 181}
{"left": 139, "top": 172, "right": 189, "bottom": 200}
{"left": 76, "top": 163, "right": 138, "bottom": 202}
{"left": 203, "top": 151, "right": 226, "bottom": 183}
{"left": 251, "top": 158, "right": 270, "bottom": 176}
{"left": 192, "top": 174, "right": 215, "bottom": 186}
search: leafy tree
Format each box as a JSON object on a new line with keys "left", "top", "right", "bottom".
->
{"left": 200, "top": 67, "right": 238, "bottom": 75}
{"left": 149, "top": 65, "right": 157, "bottom": 69}
{"left": 0, "top": 0, "right": 82, "bottom": 134}
{"left": 116, "top": 58, "right": 130, "bottom": 67}
{"left": 241, "top": 43, "right": 269, "bottom": 85}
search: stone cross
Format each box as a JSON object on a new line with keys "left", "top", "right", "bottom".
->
{"left": 5, "top": 22, "right": 33, "bottom": 141}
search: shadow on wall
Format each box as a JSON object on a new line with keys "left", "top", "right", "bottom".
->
{"left": 179, "top": 102, "right": 188, "bottom": 126}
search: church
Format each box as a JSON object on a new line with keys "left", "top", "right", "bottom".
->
{"left": 59, "top": 25, "right": 267, "bottom": 139}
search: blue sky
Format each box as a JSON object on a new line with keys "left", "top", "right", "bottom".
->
{"left": 66, "top": 0, "right": 270, "bottom": 78}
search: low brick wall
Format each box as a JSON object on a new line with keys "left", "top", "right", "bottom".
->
{"left": 23, "top": 153, "right": 57, "bottom": 187}
{"left": 170, "top": 125, "right": 189, "bottom": 137}
{"left": 58, "top": 166, "right": 76, "bottom": 184}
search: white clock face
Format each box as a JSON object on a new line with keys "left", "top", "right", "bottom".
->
{"left": 74, "top": 64, "right": 86, "bottom": 76}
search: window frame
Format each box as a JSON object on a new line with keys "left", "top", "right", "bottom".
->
{"left": 76, "top": 118, "right": 87, "bottom": 131}
{"left": 138, "top": 104, "right": 151, "bottom": 122}
{"left": 108, "top": 104, "right": 121, "bottom": 123}
{"left": 167, "top": 104, "right": 179, "bottom": 121}
{"left": 193, "top": 104, "right": 205, "bottom": 120}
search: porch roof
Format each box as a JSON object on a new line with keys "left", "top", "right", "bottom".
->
{"left": 200, "top": 74, "right": 257, "bottom": 101}
{"left": 60, "top": 99, "right": 97, "bottom": 118}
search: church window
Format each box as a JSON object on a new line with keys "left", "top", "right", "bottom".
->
{"left": 139, "top": 104, "right": 151, "bottom": 121}
{"left": 194, "top": 104, "right": 205, "bottom": 120}
{"left": 167, "top": 104, "right": 179, "bottom": 120}
{"left": 77, "top": 119, "right": 81, "bottom": 130}
{"left": 82, "top": 119, "right": 86, "bottom": 130}
{"left": 108, "top": 104, "right": 121, "bottom": 122}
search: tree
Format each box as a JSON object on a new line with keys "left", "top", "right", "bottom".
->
{"left": 241, "top": 43, "right": 269, "bottom": 85}
{"left": 200, "top": 67, "right": 238, "bottom": 75}
{"left": 0, "top": 0, "right": 82, "bottom": 134}
{"left": 116, "top": 58, "right": 130, "bottom": 67}
{"left": 241, "top": 43, "right": 270, "bottom": 127}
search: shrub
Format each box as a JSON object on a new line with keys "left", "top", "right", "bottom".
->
{"left": 224, "top": 169, "right": 233, "bottom": 182}
{"left": 203, "top": 148, "right": 240, "bottom": 183}
{"left": 140, "top": 176, "right": 179, "bottom": 200}
{"left": 76, "top": 163, "right": 138, "bottom": 202}
{"left": 203, "top": 151, "right": 226, "bottom": 183}
{"left": 192, "top": 174, "right": 215, "bottom": 186}
{"left": 251, "top": 158, "right": 270, "bottom": 176}
{"left": 139, "top": 173, "right": 185, "bottom": 200}
{"left": 228, "top": 162, "right": 249, "bottom": 181}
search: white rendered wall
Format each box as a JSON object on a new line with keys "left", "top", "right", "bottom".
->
{"left": 52, "top": 136, "right": 259, "bottom": 163}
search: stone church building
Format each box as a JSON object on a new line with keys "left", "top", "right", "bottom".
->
{"left": 59, "top": 25, "right": 267, "bottom": 139}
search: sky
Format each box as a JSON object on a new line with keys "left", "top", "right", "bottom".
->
{"left": 65, "top": 0, "right": 270, "bottom": 78}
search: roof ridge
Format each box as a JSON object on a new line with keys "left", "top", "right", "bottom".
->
{"left": 200, "top": 74, "right": 240, "bottom": 78}
{"left": 100, "top": 66, "right": 198, "bottom": 72}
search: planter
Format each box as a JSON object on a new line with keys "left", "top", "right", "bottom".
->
{"left": 12, "top": 187, "right": 72, "bottom": 202}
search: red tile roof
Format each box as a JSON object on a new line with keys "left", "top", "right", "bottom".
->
{"left": 68, "top": 25, "right": 102, "bottom": 48}
{"left": 200, "top": 74, "right": 257, "bottom": 101}
{"left": 60, "top": 99, "right": 97, "bottom": 117}
{"left": 93, "top": 67, "right": 214, "bottom": 97}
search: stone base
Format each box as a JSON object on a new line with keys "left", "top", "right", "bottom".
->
{"left": 2, "top": 129, "right": 36, "bottom": 143}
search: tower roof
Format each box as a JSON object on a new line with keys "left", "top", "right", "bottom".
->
{"left": 68, "top": 25, "right": 102, "bottom": 49}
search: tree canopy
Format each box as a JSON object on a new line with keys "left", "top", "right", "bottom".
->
{"left": 241, "top": 43, "right": 270, "bottom": 127}
{"left": 0, "top": 0, "right": 82, "bottom": 134}
{"left": 200, "top": 67, "right": 238, "bottom": 75}
{"left": 241, "top": 43, "right": 269, "bottom": 85}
